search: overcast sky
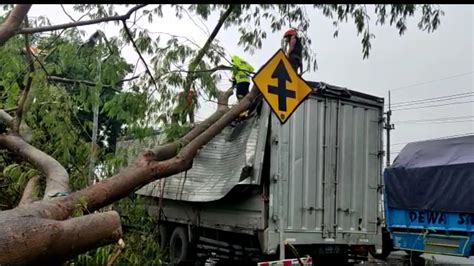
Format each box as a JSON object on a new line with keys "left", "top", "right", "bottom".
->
{"left": 18, "top": 5, "right": 474, "bottom": 162}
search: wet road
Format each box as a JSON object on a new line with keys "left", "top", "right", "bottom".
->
{"left": 365, "top": 251, "right": 474, "bottom": 265}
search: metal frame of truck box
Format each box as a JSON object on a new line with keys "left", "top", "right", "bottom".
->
{"left": 121, "top": 82, "right": 386, "bottom": 263}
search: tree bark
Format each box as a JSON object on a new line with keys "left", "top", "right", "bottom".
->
{"left": 19, "top": 175, "right": 40, "bottom": 205}
{"left": 0, "top": 211, "right": 121, "bottom": 265}
{"left": 0, "top": 4, "right": 31, "bottom": 45}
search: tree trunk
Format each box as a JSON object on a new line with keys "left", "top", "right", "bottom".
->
{"left": 0, "top": 211, "right": 121, "bottom": 265}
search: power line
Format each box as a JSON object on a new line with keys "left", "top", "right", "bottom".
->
{"left": 396, "top": 119, "right": 474, "bottom": 125}
{"left": 388, "top": 92, "right": 474, "bottom": 107}
{"left": 394, "top": 115, "right": 474, "bottom": 123}
{"left": 391, "top": 132, "right": 474, "bottom": 146}
{"left": 390, "top": 71, "right": 474, "bottom": 91}
{"left": 391, "top": 100, "right": 474, "bottom": 111}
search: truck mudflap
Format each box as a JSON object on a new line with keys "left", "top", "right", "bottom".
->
{"left": 257, "top": 256, "right": 313, "bottom": 266}
{"left": 391, "top": 232, "right": 473, "bottom": 257}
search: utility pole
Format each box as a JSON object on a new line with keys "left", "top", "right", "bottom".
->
{"left": 88, "top": 38, "right": 102, "bottom": 185}
{"left": 384, "top": 90, "right": 394, "bottom": 167}
{"left": 88, "top": 58, "right": 100, "bottom": 185}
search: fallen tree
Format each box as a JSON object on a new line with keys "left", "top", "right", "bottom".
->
{"left": 0, "top": 86, "right": 257, "bottom": 264}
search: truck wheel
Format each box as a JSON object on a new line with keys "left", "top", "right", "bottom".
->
{"left": 169, "top": 226, "right": 191, "bottom": 263}
{"left": 157, "top": 224, "right": 171, "bottom": 250}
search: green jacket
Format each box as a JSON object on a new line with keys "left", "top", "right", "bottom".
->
{"left": 232, "top": 57, "right": 254, "bottom": 84}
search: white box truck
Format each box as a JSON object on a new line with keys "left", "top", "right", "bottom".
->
{"left": 118, "top": 81, "right": 385, "bottom": 265}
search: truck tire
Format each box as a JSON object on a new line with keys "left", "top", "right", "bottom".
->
{"left": 157, "top": 224, "right": 171, "bottom": 250}
{"left": 169, "top": 226, "right": 191, "bottom": 264}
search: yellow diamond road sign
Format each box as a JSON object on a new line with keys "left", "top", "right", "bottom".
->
{"left": 252, "top": 49, "right": 312, "bottom": 124}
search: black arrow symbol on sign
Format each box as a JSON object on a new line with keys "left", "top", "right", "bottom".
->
{"left": 268, "top": 59, "right": 296, "bottom": 112}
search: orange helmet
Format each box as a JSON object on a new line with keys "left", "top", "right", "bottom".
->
{"left": 284, "top": 28, "right": 297, "bottom": 38}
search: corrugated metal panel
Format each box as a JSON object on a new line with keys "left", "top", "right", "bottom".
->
{"left": 117, "top": 109, "right": 269, "bottom": 202}
{"left": 335, "top": 101, "right": 382, "bottom": 235}
{"left": 269, "top": 93, "right": 383, "bottom": 245}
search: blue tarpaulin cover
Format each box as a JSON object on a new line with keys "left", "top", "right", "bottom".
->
{"left": 384, "top": 135, "right": 474, "bottom": 213}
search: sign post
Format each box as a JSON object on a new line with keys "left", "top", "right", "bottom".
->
{"left": 252, "top": 50, "right": 313, "bottom": 261}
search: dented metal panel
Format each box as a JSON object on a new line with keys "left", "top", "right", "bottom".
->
{"left": 118, "top": 108, "right": 269, "bottom": 202}
{"left": 266, "top": 92, "right": 384, "bottom": 251}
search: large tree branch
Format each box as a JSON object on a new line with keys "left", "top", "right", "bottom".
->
{"left": 151, "top": 88, "right": 233, "bottom": 161}
{"left": 11, "top": 87, "right": 258, "bottom": 222}
{"left": 178, "top": 87, "right": 258, "bottom": 159}
{"left": 0, "top": 4, "right": 31, "bottom": 45}
{"left": 17, "top": 5, "right": 147, "bottom": 34}
{"left": 183, "top": 5, "right": 236, "bottom": 123}
{"left": 0, "top": 211, "right": 122, "bottom": 264}
{"left": 0, "top": 134, "right": 70, "bottom": 199}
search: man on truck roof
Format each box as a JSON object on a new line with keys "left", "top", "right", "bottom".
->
{"left": 230, "top": 55, "right": 255, "bottom": 122}
{"left": 231, "top": 55, "right": 254, "bottom": 102}
{"left": 282, "top": 28, "right": 303, "bottom": 75}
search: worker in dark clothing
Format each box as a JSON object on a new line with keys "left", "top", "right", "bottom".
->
{"left": 282, "top": 28, "right": 303, "bottom": 75}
